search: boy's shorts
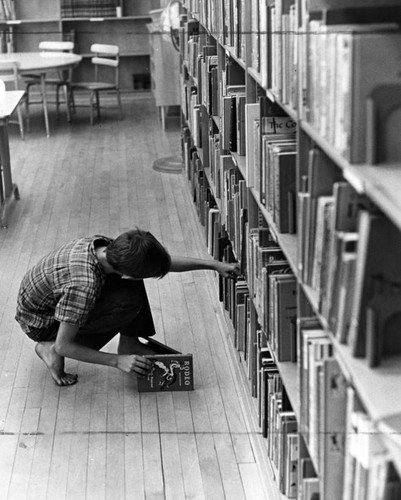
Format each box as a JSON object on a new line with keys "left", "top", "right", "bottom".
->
{"left": 22, "top": 275, "right": 155, "bottom": 350}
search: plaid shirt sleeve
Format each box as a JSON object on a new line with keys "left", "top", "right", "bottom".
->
{"left": 54, "top": 284, "right": 97, "bottom": 326}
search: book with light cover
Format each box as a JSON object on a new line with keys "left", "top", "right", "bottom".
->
{"left": 137, "top": 338, "right": 194, "bottom": 392}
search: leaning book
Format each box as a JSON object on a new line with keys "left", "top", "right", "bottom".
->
{"left": 137, "top": 338, "right": 194, "bottom": 392}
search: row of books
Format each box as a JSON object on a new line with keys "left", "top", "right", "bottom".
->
{"left": 188, "top": 148, "right": 298, "bottom": 369}
{"left": 0, "top": 28, "right": 13, "bottom": 53}
{"left": 301, "top": 20, "right": 401, "bottom": 163}
{"left": 299, "top": 321, "right": 401, "bottom": 499}
{"left": 60, "top": 0, "right": 117, "bottom": 18}
{"left": 251, "top": 0, "right": 298, "bottom": 106}
{"left": 0, "top": 0, "right": 14, "bottom": 21}
{"left": 182, "top": 51, "right": 299, "bottom": 238}
{"left": 181, "top": 6, "right": 401, "bottom": 165}
{"left": 181, "top": 2, "right": 401, "bottom": 498}
{"left": 182, "top": 0, "right": 247, "bottom": 61}
{"left": 184, "top": 117, "right": 401, "bottom": 497}
{"left": 181, "top": 4, "right": 401, "bottom": 165}
{"left": 181, "top": 1, "right": 299, "bottom": 107}
{"left": 259, "top": 356, "right": 299, "bottom": 498}
{"left": 181, "top": 75, "right": 299, "bottom": 365}
{"left": 298, "top": 146, "right": 401, "bottom": 367}
{"left": 246, "top": 226, "right": 297, "bottom": 362}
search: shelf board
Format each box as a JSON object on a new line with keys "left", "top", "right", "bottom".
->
{"left": 249, "top": 186, "right": 298, "bottom": 274}
{"left": 346, "top": 163, "right": 401, "bottom": 233}
{"left": 301, "top": 120, "right": 401, "bottom": 232}
{"left": 299, "top": 280, "right": 401, "bottom": 423}
{"left": 1, "top": 15, "right": 152, "bottom": 24}
{"left": 333, "top": 341, "right": 401, "bottom": 422}
{"left": 231, "top": 152, "right": 246, "bottom": 178}
{"left": 247, "top": 66, "right": 265, "bottom": 89}
{"left": 79, "top": 52, "right": 149, "bottom": 58}
{"left": 300, "top": 120, "right": 353, "bottom": 171}
{"left": 4, "top": 18, "right": 60, "bottom": 24}
{"left": 223, "top": 44, "right": 246, "bottom": 71}
{"left": 61, "top": 15, "right": 151, "bottom": 22}
{"left": 275, "top": 360, "right": 300, "bottom": 419}
{"left": 246, "top": 68, "right": 298, "bottom": 121}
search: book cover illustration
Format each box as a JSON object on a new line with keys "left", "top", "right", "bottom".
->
{"left": 136, "top": 338, "right": 194, "bottom": 392}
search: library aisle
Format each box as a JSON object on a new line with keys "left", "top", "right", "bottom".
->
{"left": 0, "top": 95, "right": 269, "bottom": 500}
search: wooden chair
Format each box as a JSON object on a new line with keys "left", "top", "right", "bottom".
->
{"left": 70, "top": 43, "right": 123, "bottom": 125}
{"left": 24, "top": 40, "right": 75, "bottom": 126}
{"left": 0, "top": 60, "right": 26, "bottom": 140}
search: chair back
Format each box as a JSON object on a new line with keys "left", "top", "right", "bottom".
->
{"left": 39, "top": 41, "right": 75, "bottom": 81}
{"left": 39, "top": 41, "right": 74, "bottom": 52}
{"left": 0, "top": 60, "right": 20, "bottom": 90}
{"left": 90, "top": 44, "right": 120, "bottom": 88}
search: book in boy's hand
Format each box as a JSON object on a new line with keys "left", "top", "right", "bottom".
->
{"left": 136, "top": 338, "right": 194, "bottom": 392}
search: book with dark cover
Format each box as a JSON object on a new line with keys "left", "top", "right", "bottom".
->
{"left": 349, "top": 210, "right": 401, "bottom": 357}
{"left": 272, "top": 149, "right": 297, "bottom": 234}
{"left": 137, "top": 338, "right": 194, "bottom": 392}
{"left": 366, "top": 287, "right": 401, "bottom": 367}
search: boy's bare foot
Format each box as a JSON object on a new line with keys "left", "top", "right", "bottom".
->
{"left": 35, "top": 342, "right": 78, "bottom": 386}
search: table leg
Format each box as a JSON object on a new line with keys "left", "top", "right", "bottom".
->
{"left": 40, "top": 73, "right": 50, "bottom": 138}
{"left": 0, "top": 121, "right": 19, "bottom": 228}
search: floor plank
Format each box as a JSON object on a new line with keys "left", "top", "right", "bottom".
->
{"left": 0, "top": 94, "right": 271, "bottom": 499}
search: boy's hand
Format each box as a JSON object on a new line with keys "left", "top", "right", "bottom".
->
{"left": 117, "top": 354, "right": 154, "bottom": 377}
{"left": 215, "top": 261, "right": 241, "bottom": 280}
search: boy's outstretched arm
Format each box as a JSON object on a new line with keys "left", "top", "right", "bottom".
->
{"left": 169, "top": 255, "right": 241, "bottom": 279}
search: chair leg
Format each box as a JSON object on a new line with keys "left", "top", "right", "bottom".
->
{"left": 62, "top": 83, "right": 71, "bottom": 122}
{"left": 116, "top": 89, "right": 123, "bottom": 120}
{"left": 69, "top": 87, "right": 76, "bottom": 114}
{"left": 39, "top": 74, "right": 50, "bottom": 138}
{"left": 25, "top": 98, "right": 30, "bottom": 133}
{"left": 89, "top": 91, "right": 95, "bottom": 125}
{"left": 95, "top": 91, "right": 100, "bottom": 121}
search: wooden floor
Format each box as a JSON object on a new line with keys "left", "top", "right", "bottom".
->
{"left": 0, "top": 95, "right": 270, "bottom": 500}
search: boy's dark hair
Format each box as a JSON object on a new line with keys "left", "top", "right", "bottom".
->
{"left": 106, "top": 228, "right": 171, "bottom": 279}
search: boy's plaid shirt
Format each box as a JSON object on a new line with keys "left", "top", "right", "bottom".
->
{"left": 15, "top": 236, "right": 111, "bottom": 334}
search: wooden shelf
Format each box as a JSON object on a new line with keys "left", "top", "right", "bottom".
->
{"left": 5, "top": 19, "right": 60, "bottom": 24}
{"left": 60, "top": 15, "right": 152, "bottom": 22}
{"left": 334, "top": 342, "right": 401, "bottom": 423}
{"left": 181, "top": 1, "right": 401, "bottom": 495}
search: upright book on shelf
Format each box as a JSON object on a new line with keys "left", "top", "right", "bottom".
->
{"left": 348, "top": 209, "right": 401, "bottom": 358}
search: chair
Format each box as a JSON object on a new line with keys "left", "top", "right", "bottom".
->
{"left": 24, "top": 40, "right": 75, "bottom": 126}
{"left": 0, "top": 60, "right": 26, "bottom": 140}
{"left": 70, "top": 43, "right": 123, "bottom": 125}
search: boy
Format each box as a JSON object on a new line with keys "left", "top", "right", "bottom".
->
{"left": 15, "top": 228, "right": 240, "bottom": 386}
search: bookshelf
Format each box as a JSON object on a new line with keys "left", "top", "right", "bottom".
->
{"left": 179, "top": 0, "right": 401, "bottom": 498}
{"left": 0, "top": 0, "right": 161, "bottom": 91}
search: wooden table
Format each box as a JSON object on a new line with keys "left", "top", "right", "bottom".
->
{"left": 0, "top": 52, "right": 82, "bottom": 137}
{"left": 0, "top": 90, "right": 24, "bottom": 227}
